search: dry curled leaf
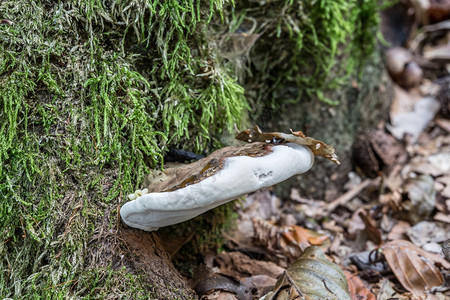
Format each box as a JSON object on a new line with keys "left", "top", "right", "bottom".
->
{"left": 195, "top": 273, "right": 252, "bottom": 300}
{"left": 381, "top": 240, "right": 450, "bottom": 296}
{"left": 344, "top": 271, "right": 376, "bottom": 300}
{"left": 143, "top": 143, "right": 272, "bottom": 192}
{"left": 253, "top": 217, "right": 330, "bottom": 261}
{"left": 242, "top": 275, "right": 277, "bottom": 299}
{"left": 360, "top": 213, "right": 382, "bottom": 245}
{"left": 386, "top": 85, "right": 440, "bottom": 142}
{"left": 214, "top": 251, "right": 285, "bottom": 279}
{"left": 265, "top": 246, "right": 351, "bottom": 300}
{"left": 236, "top": 125, "right": 340, "bottom": 164}
{"left": 401, "top": 174, "right": 436, "bottom": 224}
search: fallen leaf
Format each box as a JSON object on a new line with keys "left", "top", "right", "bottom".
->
{"left": 358, "top": 210, "right": 382, "bottom": 245}
{"left": 387, "top": 221, "right": 411, "bottom": 241}
{"left": 408, "top": 156, "right": 448, "bottom": 177}
{"left": 435, "top": 117, "right": 450, "bottom": 133}
{"left": 281, "top": 225, "right": 330, "bottom": 248}
{"left": 344, "top": 271, "right": 376, "bottom": 300}
{"left": 265, "top": 246, "right": 351, "bottom": 300}
{"left": 376, "top": 278, "right": 409, "bottom": 300}
{"left": 386, "top": 86, "right": 441, "bottom": 141}
{"left": 214, "top": 251, "right": 285, "bottom": 279}
{"left": 252, "top": 217, "right": 330, "bottom": 261}
{"left": 370, "top": 129, "right": 407, "bottom": 167}
{"left": 381, "top": 240, "right": 450, "bottom": 297}
{"left": 242, "top": 275, "right": 277, "bottom": 299}
{"left": 428, "top": 153, "right": 450, "bottom": 174}
{"left": 347, "top": 250, "right": 390, "bottom": 274}
{"left": 436, "top": 175, "right": 450, "bottom": 198}
{"left": 348, "top": 208, "right": 368, "bottom": 237}
{"left": 423, "top": 242, "right": 444, "bottom": 254}
{"left": 423, "top": 40, "right": 450, "bottom": 60}
{"left": 201, "top": 290, "right": 238, "bottom": 300}
{"left": 240, "top": 189, "right": 281, "bottom": 222}
{"left": 195, "top": 273, "right": 252, "bottom": 300}
{"left": 428, "top": 1, "right": 450, "bottom": 22}
{"left": 236, "top": 125, "right": 340, "bottom": 164}
{"left": 434, "top": 212, "right": 450, "bottom": 223}
{"left": 407, "top": 221, "right": 450, "bottom": 246}
{"left": 401, "top": 174, "right": 436, "bottom": 224}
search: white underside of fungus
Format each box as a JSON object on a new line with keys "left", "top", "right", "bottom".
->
{"left": 120, "top": 143, "right": 314, "bottom": 231}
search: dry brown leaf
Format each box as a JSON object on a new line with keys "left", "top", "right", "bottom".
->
{"left": 387, "top": 85, "right": 440, "bottom": 142}
{"left": 435, "top": 118, "right": 450, "bottom": 133}
{"left": 401, "top": 174, "right": 436, "bottom": 224}
{"left": 252, "top": 217, "right": 330, "bottom": 261}
{"left": 381, "top": 240, "right": 450, "bottom": 296}
{"left": 358, "top": 210, "right": 383, "bottom": 245}
{"left": 375, "top": 278, "right": 409, "bottom": 300}
{"left": 201, "top": 290, "right": 238, "bottom": 300}
{"left": 347, "top": 250, "right": 389, "bottom": 274}
{"left": 195, "top": 274, "right": 252, "bottom": 300}
{"left": 437, "top": 175, "right": 450, "bottom": 198}
{"left": 428, "top": 1, "right": 450, "bottom": 23}
{"left": 407, "top": 221, "right": 450, "bottom": 246}
{"left": 348, "top": 208, "right": 368, "bottom": 236}
{"left": 214, "top": 251, "right": 285, "bottom": 279}
{"left": 242, "top": 275, "right": 277, "bottom": 299}
{"left": 143, "top": 143, "right": 272, "bottom": 192}
{"left": 408, "top": 156, "right": 448, "bottom": 177}
{"left": 347, "top": 208, "right": 382, "bottom": 245}
{"left": 344, "top": 271, "right": 376, "bottom": 300}
{"left": 236, "top": 125, "right": 340, "bottom": 164}
{"left": 380, "top": 191, "right": 403, "bottom": 214}
{"left": 434, "top": 212, "right": 450, "bottom": 223}
{"left": 387, "top": 221, "right": 411, "bottom": 241}
{"left": 423, "top": 39, "right": 450, "bottom": 60}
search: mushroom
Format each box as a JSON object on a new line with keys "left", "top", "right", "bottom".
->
{"left": 385, "top": 47, "right": 423, "bottom": 89}
{"left": 121, "top": 143, "right": 313, "bottom": 231}
{"left": 120, "top": 126, "right": 339, "bottom": 231}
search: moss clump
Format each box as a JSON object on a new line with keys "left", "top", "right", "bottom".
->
{"left": 215, "top": 0, "right": 380, "bottom": 108}
{"left": 1, "top": 0, "right": 382, "bottom": 298}
{"left": 0, "top": 0, "right": 246, "bottom": 298}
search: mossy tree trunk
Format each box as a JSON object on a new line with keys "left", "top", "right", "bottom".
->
{"left": 0, "top": 0, "right": 382, "bottom": 298}
{"left": 0, "top": 1, "right": 244, "bottom": 298}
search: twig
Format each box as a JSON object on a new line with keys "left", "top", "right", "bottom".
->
{"left": 326, "top": 179, "right": 373, "bottom": 214}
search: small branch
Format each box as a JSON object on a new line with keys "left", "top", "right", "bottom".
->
{"left": 326, "top": 179, "right": 374, "bottom": 214}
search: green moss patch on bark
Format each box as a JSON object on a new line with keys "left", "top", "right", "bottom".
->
{"left": 0, "top": 0, "right": 382, "bottom": 298}
{"left": 0, "top": 1, "right": 245, "bottom": 298}
{"left": 215, "top": 0, "right": 380, "bottom": 108}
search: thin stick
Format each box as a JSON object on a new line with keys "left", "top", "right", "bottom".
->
{"left": 326, "top": 179, "right": 373, "bottom": 214}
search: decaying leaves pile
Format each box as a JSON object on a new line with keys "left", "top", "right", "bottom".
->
{"left": 187, "top": 2, "right": 450, "bottom": 299}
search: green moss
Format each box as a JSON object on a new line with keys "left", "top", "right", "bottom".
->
{"left": 218, "top": 0, "right": 381, "bottom": 108}
{"left": 0, "top": 0, "right": 382, "bottom": 298}
{"left": 74, "top": 267, "right": 159, "bottom": 299}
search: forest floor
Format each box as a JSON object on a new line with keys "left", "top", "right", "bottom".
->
{"left": 177, "top": 2, "right": 450, "bottom": 299}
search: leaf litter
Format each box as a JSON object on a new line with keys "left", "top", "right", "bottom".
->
{"left": 191, "top": 2, "right": 450, "bottom": 299}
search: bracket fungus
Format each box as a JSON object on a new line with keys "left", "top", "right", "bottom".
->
{"left": 120, "top": 126, "right": 339, "bottom": 231}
